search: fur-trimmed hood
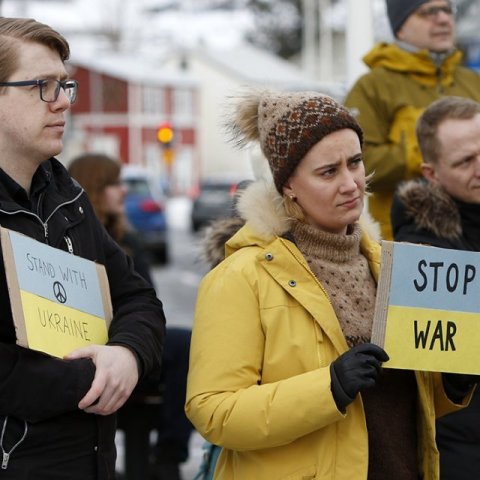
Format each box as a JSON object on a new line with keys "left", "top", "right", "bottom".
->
{"left": 201, "top": 216, "right": 246, "bottom": 268}
{"left": 235, "top": 179, "right": 380, "bottom": 242}
{"left": 201, "top": 179, "right": 380, "bottom": 267}
{"left": 392, "top": 179, "right": 462, "bottom": 240}
{"left": 200, "top": 180, "right": 282, "bottom": 268}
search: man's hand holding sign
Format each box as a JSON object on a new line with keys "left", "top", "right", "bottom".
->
{"left": 1, "top": 227, "right": 138, "bottom": 414}
{"left": 66, "top": 344, "right": 139, "bottom": 415}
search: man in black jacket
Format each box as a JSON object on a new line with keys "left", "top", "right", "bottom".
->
{"left": 391, "top": 96, "right": 480, "bottom": 479}
{"left": 0, "top": 17, "right": 165, "bottom": 479}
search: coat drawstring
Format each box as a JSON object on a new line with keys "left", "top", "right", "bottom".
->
{"left": 0, "top": 416, "right": 28, "bottom": 470}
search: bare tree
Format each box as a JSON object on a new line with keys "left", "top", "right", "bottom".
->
{"left": 245, "top": 0, "right": 303, "bottom": 59}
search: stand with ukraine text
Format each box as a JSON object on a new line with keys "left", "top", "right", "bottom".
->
{"left": 1, "top": 227, "right": 112, "bottom": 358}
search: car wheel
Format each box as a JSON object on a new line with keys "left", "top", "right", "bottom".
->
{"left": 156, "top": 244, "right": 169, "bottom": 265}
{"left": 192, "top": 220, "right": 201, "bottom": 232}
{"left": 149, "top": 244, "right": 168, "bottom": 265}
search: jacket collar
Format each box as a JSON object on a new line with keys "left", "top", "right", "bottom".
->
{"left": 0, "top": 162, "right": 50, "bottom": 208}
{"left": 0, "top": 158, "right": 82, "bottom": 215}
{"left": 225, "top": 180, "right": 381, "bottom": 355}
{"left": 395, "top": 179, "right": 462, "bottom": 239}
{"left": 236, "top": 180, "right": 290, "bottom": 241}
{"left": 226, "top": 180, "right": 380, "bottom": 260}
{"left": 363, "top": 42, "right": 463, "bottom": 88}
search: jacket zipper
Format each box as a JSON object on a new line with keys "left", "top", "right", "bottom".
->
{"left": 278, "top": 237, "right": 344, "bottom": 363}
{"left": 0, "top": 188, "right": 84, "bottom": 245}
{"left": 0, "top": 416, "right": 28, "bottom": 470}
{"left": 0, "top": 189, "right": 83, "bottom": 468}
{"left": 435, "top": 66, "right": 444, "bottom": 94}
{"left": 64, "top": 235, "right": 74, "bottom": 254}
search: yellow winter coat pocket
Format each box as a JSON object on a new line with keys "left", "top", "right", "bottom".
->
{"left": 280, "top": 464, "right": 317, "bottom": 479}
{"left": 388, "top": 105, "right": 425, "bottom": 179}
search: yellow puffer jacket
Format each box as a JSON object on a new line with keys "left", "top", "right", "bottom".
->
{"left": 344, "top": 43, "right": 480, "bottom": 240}
{"left": 186, "top": 182, "right": 463, "bottom": 479}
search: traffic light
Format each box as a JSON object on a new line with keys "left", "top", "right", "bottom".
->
{"left": 162, "top": 148, "right": 175, "bottom": 166}
{"left": 157, "top": 122, "right": 175, "bottom": 168}
{"left": 157, "top": 122, "right": 174, "bottom": 145}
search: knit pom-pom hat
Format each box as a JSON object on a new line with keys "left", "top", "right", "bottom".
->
{"left": 227, "top": 90, "right": 363, "bottom": 193}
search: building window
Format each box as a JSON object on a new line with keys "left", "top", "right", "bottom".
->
{"left": 143, "top": 86, "right": 165, "bottom": 114}
{"left": 173, "top": 88, "right": 193, "bottom": 117}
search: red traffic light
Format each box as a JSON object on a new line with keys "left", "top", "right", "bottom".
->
{"left": 157, "top": 122, "right": 174, "bottom": 144}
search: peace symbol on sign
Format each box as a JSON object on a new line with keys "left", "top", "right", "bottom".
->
{"left": 53, "top": 281, "right": 67, "bottom": 304}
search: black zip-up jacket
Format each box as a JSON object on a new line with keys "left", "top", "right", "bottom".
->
{"left": 0, "top": 158, "right": 166, "bottom": 479}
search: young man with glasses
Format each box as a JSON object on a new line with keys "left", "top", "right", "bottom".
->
{"left": 345, "top": 0, "right": 480, "bottom": 240}
{"left": 0, "top": 17, "right": 165, "bottom": 480}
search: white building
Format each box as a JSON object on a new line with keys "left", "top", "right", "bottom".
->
{"left": 162, "top": 42, "right": 344, "bottom": 180}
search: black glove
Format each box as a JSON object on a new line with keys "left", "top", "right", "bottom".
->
{"left": 442, "top": 373, "right": 479, "bottom": 404}
{"left": 330, "top": 343, "right": 389, "bottom": 412}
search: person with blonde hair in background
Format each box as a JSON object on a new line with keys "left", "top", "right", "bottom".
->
{"left": 185, "top": 90, "right": 474, "bottom": 479}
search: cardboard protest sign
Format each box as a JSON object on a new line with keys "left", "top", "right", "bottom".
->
{"left": 372, "top": 241, "right": 480, "bottom": 374}
{"left": 1, "top": 227, "right": 112, "bottom": 358}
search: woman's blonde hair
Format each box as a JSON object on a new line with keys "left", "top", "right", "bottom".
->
{"left": 283, "top": 193, "right": 306, "bottom": 223}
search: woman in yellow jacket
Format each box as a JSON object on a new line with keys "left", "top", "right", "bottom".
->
{"left": 185, "top": 91, "right": 472, "bottom": 480}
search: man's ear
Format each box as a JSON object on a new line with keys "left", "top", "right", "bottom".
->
{"left": 421, "top": 162, "right": 439, "bottom": 185}
{"left": 396, "top": 23, "right": 406, "bottom": 43}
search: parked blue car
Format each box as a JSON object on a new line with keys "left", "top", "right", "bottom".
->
{"left": 122, "top": 166, "right": 168, "bottom": 264}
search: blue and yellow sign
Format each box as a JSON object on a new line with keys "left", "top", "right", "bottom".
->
{"left": 372, "top": 241, "right": 480, "bottom": 374}
{"left": 1, "top": 228, "right": 112, "bottom": 358}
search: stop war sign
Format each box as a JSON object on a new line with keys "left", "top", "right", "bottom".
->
{"left": 372, "top": 241, "right": 480, "bottom": 374}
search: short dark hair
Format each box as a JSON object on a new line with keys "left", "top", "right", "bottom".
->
{"left": 0, "top": 17, "right": 70, "bottom": 83}
{"left": 416, "top": 96, "right": 480, "bottom": 164}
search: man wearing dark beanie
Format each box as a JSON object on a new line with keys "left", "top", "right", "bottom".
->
{"left": 386, "top": 0, "right": 436, "bottom": 34}
{"left": 345, "top": 0, "right": 480, "bottom": 241}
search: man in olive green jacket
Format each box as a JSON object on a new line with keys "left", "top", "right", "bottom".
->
{"left": 344, "top": 0, "right": 480, "bottom": 239}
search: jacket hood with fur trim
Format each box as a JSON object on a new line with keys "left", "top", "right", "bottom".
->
{"left": 201, "top": 179, "right": 380, "bottom": 266}
{"left": 391, "top": 179, "right": 462, "bottom": 241}
{"left": 201, "top": 216, "right": 246, "bottom": 268}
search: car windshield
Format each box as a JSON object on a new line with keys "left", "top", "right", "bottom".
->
{"left": 125, "top": 178, "right": 151, "bottom": 196}
{"left": 202, "top": 183, "right": 232, "bottom": 191}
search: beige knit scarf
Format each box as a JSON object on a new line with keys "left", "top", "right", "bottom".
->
{"left": 291, "top": 221, "right": 377, "bottom": 347}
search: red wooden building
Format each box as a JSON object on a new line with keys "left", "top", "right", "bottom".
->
{"left": 65, "top": 51, "right": 200, "bottom": 194}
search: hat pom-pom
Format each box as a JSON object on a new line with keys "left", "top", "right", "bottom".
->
{"left": 225, "top": 90, "right": 262, "bottom": 149}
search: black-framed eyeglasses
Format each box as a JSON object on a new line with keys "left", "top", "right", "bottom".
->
{"left": 0, "top": 79, "right": 78, "bottom": 103}
{"left": 415, "top": 3, "right": 457, "bottom": 20}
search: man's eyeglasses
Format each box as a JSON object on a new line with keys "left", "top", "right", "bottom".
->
{"left": 415, "top": 3, "right": 457, "bottom": 20}
{"left": 0, "top": 79, "right": 78, "bottom": 104}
